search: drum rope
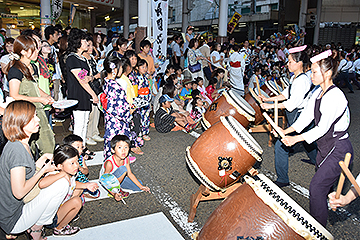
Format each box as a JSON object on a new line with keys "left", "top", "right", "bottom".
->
{"left": 258, "top": 179, "right": 329, "bottom": 240}
{"left": 226, "top": 117, "right": 262, "bottom": 159}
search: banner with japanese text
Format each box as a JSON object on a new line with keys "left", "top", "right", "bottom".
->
{"left": 52, "top": 0, "right": 63, "bottom": 21}
{"left": 152, "top": 0, "right": 168, "bottom": 64}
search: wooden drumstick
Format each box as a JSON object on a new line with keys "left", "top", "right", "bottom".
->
{"left": 263, "top": 112, "right": 285, "bottom": 138}
{"left": 274, "top": 81, "right": 281, "bottom": 95}
{"left": 332, "top": 153, "right": 351, "bottom": 211}
{"left": 274, "top": 99, "right": 278, "bottom": 126}
{"left": 339, "top": 160, "right": 360, "bottom": 197}
{"left": 255, "top": 76, "right": 261, "bottom": 97}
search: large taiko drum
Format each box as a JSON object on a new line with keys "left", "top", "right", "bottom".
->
{"left": 201, "top": 90, "right": 256, "bottom": 130}
{"left": 244, "top": 88, "right": 271, "bottom": 125}
{"left": 197, "top": 174, "right": 334, "bottom": 240}
{"left": 261, "top": 80, "right": 283, "bottom": 97}
{"left": 186, "top": 116, "right": 263, "bottom": 192}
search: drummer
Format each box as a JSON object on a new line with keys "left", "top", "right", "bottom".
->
{"left": 281, "top": 50, "right": 353, "bottom": 227}
{"left": 259, "top": 45, "right": 317, "bottom": 187}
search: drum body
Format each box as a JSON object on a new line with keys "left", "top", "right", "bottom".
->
{"left": 186, "top": 116, "right": 262, "bottom": 192}
{"left": 197, "top": 174, "right": 334, "bottom": 240}
{"left": 201, "top": 90, "right": 255, "bottom": 130}
{"left": 280, "top": 76, "right": 290, "bottom": 89}
{"left": 244, "top": 88, "right": 270, "bottom": 125}
{"left": 261, "top": 80, "right": 283, "bottom": 97}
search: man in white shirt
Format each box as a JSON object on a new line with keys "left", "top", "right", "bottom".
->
{"left": 172, "top": 36, "right": 182, "bottom": 67}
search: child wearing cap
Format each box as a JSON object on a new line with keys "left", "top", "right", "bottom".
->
{"left": 154, "top": 94, "right": 195, "bottom": 133}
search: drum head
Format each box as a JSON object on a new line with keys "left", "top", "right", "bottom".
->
{"left": 228, "top": 89, "right": 256, "bottom": 117}
{"left": 265, "top": 81, "right": 283, "bottom": 95}
{"left": 222, "top": 116, "right": 263, "bottom": 160}
{"left": 280, "top": 77, "right": 290, "bottom": 88}
{"left": 245, "top": 174, "right": 334, "bottom": 240}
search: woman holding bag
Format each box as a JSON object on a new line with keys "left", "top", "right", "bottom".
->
{"left": 186, "top": 39, "right": 204, "bottom": 80}
{"left": 0, "top": 100, "right": 68, "bottom": 240}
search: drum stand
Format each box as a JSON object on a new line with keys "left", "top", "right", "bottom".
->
{"left": 188, "top": 168, "right": 258, "bottom": 223}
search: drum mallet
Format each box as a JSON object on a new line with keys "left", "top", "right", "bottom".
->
{"left": 274, "top": 99, "right": 278, "bottom": 126}
{"left": 255, "top": 76, "right": 261, "bottom": 97}
{"left": 332, "top": 153, "right": 351, "bottom": 211}
{"left": 249, "top": 88, "right": 263, "bottom": 105}
{"left": 263, "top": 112, "right": 285, "bottom": 138}
{"left": 339, "top": 159, "right": 360, "bottom": 198}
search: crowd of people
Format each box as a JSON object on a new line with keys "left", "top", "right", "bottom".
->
{"left": 0, "top": 23, "right": 360, "bottom": 239}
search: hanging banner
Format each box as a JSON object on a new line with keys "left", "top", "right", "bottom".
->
{"left": 52, "top": 0, "right": 63, "bottom": 21}
{"left": 69, "top": 4, "right": 76, "bottom": 26}
{"left": 152, "top": 0, "right": 168, "bottom": 64}
{"left": 227, "top": 11, "right": 242, "bottom": 34}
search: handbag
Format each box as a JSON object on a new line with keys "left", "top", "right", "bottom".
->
{"left": 23, "top": 167, "right": 41, "bottom": 203}
{"left": 188, "top": 49, "right": 201, "bottom": 73}
{"left": 189, "top": 62, "right": 201, "bottom": 73}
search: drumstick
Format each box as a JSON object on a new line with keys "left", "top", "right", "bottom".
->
{"left": 339, "top": 160, "right": 360, "bottom": 197}
{"left": 274, "top": 99, "right": 278, "bottom": 126}
{"left": 332, "top": 153, "right": 351, "bottom": 211}
{"left": 274, "top": 81, "right": 281, "bottom": 94}
{"left": 263, "top": 112, "right": 285, "bottom": 138}
{"left": 255, "top": 76, "right": 261, "bottom": 97}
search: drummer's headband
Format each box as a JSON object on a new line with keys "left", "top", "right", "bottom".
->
{"left": 288, "top": 45, "right": 307, "bottom": 54}
{"left": 310, "top": 50, "right": 332, "bottom": 63}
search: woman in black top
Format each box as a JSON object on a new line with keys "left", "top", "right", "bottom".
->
{"left": 66, "top": 29, "right": 98, "bottom": 146}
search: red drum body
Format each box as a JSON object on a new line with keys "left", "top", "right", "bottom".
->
{"left": 186, "top": 116, "right": 262, "bottom": 191}
{"left": 261, "top": 80, "right": 283, "bottom": 97}
{"left": 244, "top": 88, "right": 270, "bottom": 125}
{"left": 197, "top": 174, "right": 334, "bottom": 240}
{"left": 201, "top": 90, "right": 255, "bottom": 130}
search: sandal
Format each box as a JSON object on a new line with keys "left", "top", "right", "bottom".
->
{"left": 143, "top": 135, "right": 151, "bottom": 141}
{"left": 131, "top": 147, "right": 144, "bottom": 155}
{"left": 6, "top": 235, "right": 17, "bottom": 239}
{"left": 25, "top": 226, "right": 47, "bottom": 240}
{"left": 83, "top": 147, "right": 95, "bottom": 156}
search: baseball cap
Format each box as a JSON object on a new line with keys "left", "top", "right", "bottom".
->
{"left": 159, "top": 94, "right": 174, "bottom": 104}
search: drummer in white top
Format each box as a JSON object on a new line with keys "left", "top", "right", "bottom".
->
{"left": 280, "top": 50, "right": 353, "bottom": 227}
{"left": 259, "top": 45, "right": 317, "bottom": 188}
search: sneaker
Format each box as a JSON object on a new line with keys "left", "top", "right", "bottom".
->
{"left": 274, "top": 181, "right": 290, "bottom": 188}
{"left": 86, "top": 138, "right": 97, "bottom": 145}
{"left": 53, "top": 225, "right": 80, "bottom": 237}
{"left": 92, "top": 135, "right": 104, "bottom": 142}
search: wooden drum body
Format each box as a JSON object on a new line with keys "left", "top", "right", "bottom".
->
{"left": 197, "top": 174, "right": 334, "bottom": 240}
{"left": 201, "top": 90, "right": 255, "bottom": 130}
{"left": 244, "top": 88, "right": 270, "bottom": 125}
{"left": 261, "top": 80, "right": 283, "bottom": 97}
{"left": 186, "top": 116, "right": 263, "bottom": 192}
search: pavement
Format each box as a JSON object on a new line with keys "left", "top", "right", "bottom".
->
{"left": 14, "top": 88, "right": 360, "bottom": 240}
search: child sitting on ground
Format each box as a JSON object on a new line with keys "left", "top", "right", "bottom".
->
{"left": 206, "top": 77, "right": 220, "bottom": 102}
{"left": 39, "top": 145, "right": 98, "bottom": 237}
{"left": 189, "top": 96, "right": 206, "bottom": 123}
{"left": 63, "top": 134, "right": 100, "bottom": 199}
{"left": 154, "top": 94, "right": 195, "bottom": 133}
{"left": 102, "top": 135, "right": 150, "bottom": 201}
{"left": 179, "top": 79, "right": 193, "bottom": 105}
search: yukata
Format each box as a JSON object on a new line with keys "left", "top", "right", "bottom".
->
{"left": 103, "top": 77, "right": 136, "bottom": 159}
{"left": 135, "top": 72, "right": 151, "bottom": 136}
